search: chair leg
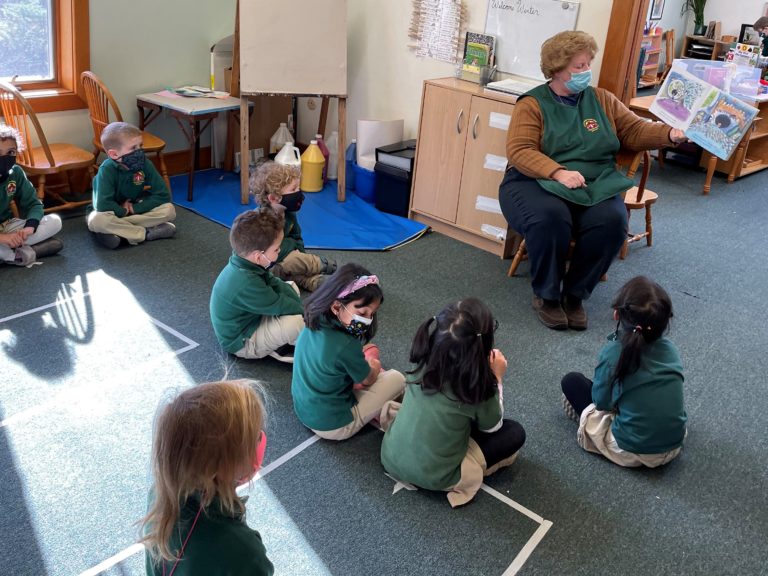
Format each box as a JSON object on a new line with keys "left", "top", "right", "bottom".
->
{"left": 507, "top": 239, "right": 527, "bottom": 277}
{"left": 157, "top": 150, "right": 171, "bottom": 192}
{"left": 619, "top": 238, "right": 629, "bottom": 260}
{"left": 645, "top": 204, "right": 653, "bottom": 247}
{"left": 658, "top": 148, "right": 666, "bottom": 168}
{"left": 36, "top": 174, "right": 46, "bottom": 203}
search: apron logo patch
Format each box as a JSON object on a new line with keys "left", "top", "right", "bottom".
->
{"left": 6, "top": 180, "right": 17, "bottom": 197}
{"left": 583, "top": 119, "right": 599, "bottom": 132}
{"left": 133, "top": 171, "right": 146, "bottom": 185}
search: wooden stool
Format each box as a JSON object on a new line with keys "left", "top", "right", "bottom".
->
{"left": 620, "top": 150, "right": 657, "bottom": 259}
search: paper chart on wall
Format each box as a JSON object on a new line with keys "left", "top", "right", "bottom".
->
{"left": 409, "top": 0, "right": 466, "bottom": 63}
{"left": 650, "top": 63, "right": 759, "bottom": 161}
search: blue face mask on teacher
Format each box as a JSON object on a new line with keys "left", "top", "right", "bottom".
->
{"left": 564, "top": 69, "right": 592, "bottom": 94}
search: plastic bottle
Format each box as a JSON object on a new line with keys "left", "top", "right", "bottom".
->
{"left": 269, "top": 123, "right": 294, "bottom": 155}
{"left": 315, "top": 134, "right": 330, "bottom": 184}
{"left": 345, "top": 138, "right": 357, "bottom": 193}
{"left": 274, "top": 141, "right": 302, "bottom": 172}
{"left": 326, "top": 131, "right": 339, "bottom": 180}
{"left": 300, "top": 140, "right": 325, "bottom": 192}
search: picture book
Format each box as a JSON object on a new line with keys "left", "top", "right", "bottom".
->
{"left": 462, "top": 31, "right": 495, "bottom": 73}
{"left": 672, "top": 59, "right": 761, "bottom": 102}
{"left": 725, "top": 43, "right": 760, "bottom": 68}
{"left": 650, "top": 62, "right": 759, "bottom": 161}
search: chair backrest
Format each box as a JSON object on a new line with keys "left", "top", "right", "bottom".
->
{"left": 0, "top": 81, "right": 55, "bottom": 168}
{"left": 616, "top": 149, "right": 651, "bottom": 204}
{"left": 660, "top": 29, "right": 676, "bottom": 83}
{"left": 80, "top": 71, "right": 124, "bottom": 150}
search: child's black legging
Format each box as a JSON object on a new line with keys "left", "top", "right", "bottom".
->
{"left": 561, "top": 372, "right": 594, "bottom": 415}
{"left": 470, "top": 419, "right": 526, "bottom": 468}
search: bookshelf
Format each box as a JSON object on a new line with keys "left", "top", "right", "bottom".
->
{"left": 681, "top": 35, "right": 732, "bottom": 61}
{"left": 638, "top": 30, "right": 663, "bottom": 89}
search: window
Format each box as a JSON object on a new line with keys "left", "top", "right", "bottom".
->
{"left": 0, "top": 0, "right": 89, "bottom": 113}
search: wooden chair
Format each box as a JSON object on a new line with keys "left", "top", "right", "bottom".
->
{"left": 506, "top": 150, "right": 647, "bottom": 276}
{"left": 0, "top": 81, "right": 95, "bottom": 213}
{"left": 80, "top": 71, "right": 171, "bottom": 191}
{"left": 618, "top": 149, "right": 657, "bottom": 259}
{"left": 659, "top": 29, "right": 676, "bottom": 84}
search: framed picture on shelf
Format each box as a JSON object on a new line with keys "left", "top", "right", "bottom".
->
{"left": 649, "top": 0, "right": 664, "bottom": 21}
{"left": 739, "top": 24, "right": 760, "bottom": 46}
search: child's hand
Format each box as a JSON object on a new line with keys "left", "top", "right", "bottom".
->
{"left": 19, "top": 227, "right": 34, "bottom": 241}
{"left": 367, "top": 358, "right": 382, "bottom": 375}
{"left": 122, "top": 199, "right": 134, "bottom": 215}
{"left": 0, "top": 231, "right": 23, "bottom": 248}
{"left": 490, "top": 349, "right": 507, "bottom": 382}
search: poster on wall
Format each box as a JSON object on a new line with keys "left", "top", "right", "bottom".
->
{"left": 484, "top": 0, "right": 580, "bottom": 80}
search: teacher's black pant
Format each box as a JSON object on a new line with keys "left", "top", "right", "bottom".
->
{"left": 499, "top": 168, "right": 627, "bottom": 302}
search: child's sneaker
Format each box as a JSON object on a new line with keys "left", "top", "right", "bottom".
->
{"left": 93, "top": 232, "right": 121, "bottom": 250}
{"left": 319, "top": 256, "right": 337, "bottom": 275}
{"left": 268, "top": 344, "right": 295, "bottom": 364}
{"left": 562, "top": 394, "right": 580, "bottom": 422}
{"left": 12, "top": 245, "right": 36, "bottom": 266}
{"left": 32, "top": 237, "right": 63, "bottom": 259}
{"left": 145, "top": 222, "right": 176, "bottom": 241}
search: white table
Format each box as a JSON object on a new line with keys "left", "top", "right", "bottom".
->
{"left": 136, "top": 92, "right": 243, "bottom": 201}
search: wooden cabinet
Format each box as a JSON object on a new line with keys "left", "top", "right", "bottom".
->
{"left": 681, "top": 35, "right": 731, "bottom": 61}
{"left": 638, "top": 30, "right": 663, "bottom": 89}
{"left": 410, "top": 78, "right": 517, "bottom": 258}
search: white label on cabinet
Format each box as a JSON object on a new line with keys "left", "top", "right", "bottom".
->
{"left": 483, "top": 154, "right": 508, "bottom": 172}
{"left": 489, "top": 112, "right": 511, "bottom": 130}
{"left": 476, "top": 195, "right": 503, "bottom": 215}
{"left": 481, "top": 224, "right": 507, "bottom": 241}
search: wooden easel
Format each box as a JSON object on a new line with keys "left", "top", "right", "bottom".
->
{"left": 232, "top": 0, "right": 347, "bottom": 204}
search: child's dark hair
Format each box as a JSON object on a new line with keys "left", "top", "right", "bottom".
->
{"left": 0, "top": 124, "right": 23, "bottom": 150}
{"left": 250, "top": 160, "right": 300, "bottom": 206}
{"left": 409, "top": 298, "right": 498, "bottom": 405}
{"left": 303, "top": 262, "right": 382, "bottom": 342}
{"left": 612, "top": 276, "right": 674, "bottom": 383}
{"left": 229, "top": 208, "right": 284, "bottom": 258}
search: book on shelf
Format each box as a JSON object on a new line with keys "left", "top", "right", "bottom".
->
{"left": 375, "top": 139, "right": 417, "bottom": 172}
{"left": 462, "top": 32, "right": 495, "bottom": 74}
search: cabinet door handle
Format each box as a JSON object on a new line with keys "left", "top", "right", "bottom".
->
{"left": 471, "top": 114, "right": 479, "bottom": 139}
{"left": 456, "top": 109, "right": 464, "bottom": 134}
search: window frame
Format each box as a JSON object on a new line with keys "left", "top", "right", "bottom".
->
{"left": 13, "top": 0, "right": 89, "bottom": 113}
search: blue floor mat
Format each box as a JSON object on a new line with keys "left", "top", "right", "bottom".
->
{"left": 170, "top": 169, "right": 428, "bottom": 251}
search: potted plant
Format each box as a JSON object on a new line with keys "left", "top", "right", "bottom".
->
{"left": 682, "top": 0, "right": 708, "bottom": 36}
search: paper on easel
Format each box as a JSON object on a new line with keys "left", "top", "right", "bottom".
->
{"left": 650, "top": 62, "right": 758, "bottom": 160}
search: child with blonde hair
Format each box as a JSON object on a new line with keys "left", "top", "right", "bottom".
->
{"left": 251, "top": 161, "right": 336, "bottom": 291}
{"left": 141, "top": 380, "right": 273, "bottom": 576}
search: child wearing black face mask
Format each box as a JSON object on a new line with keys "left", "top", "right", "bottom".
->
{"left": 87, "top": 122, "right": 176, "bottom": 250}
{"left": 291, "top": 263, "right": 405, "bottom": 441}
{"left": 251, "top": 161, "right": 336, "bottom": 291}
{"left": 210, "top": 208, "right": 304, "bottom": 363}
{"left": 0, "top": 124, "right": 63, "bottom": 266}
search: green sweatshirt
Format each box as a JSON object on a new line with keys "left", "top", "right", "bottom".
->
{"left": 1, "top": 165, "right": 43, "bottom": 230}
{"left": 92, "top": 157, "right": 169, "bottom": 217}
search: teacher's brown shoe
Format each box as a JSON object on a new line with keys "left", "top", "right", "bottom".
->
{"left": 563, "top": 295, "right": 588, "bottom": 331}
{"left": 532, "top": 296, "right": 568, "bottom": 330}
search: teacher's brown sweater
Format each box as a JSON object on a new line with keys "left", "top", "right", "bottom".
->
{"left": 506, "top": 86, "right": 674, "bottom": 179}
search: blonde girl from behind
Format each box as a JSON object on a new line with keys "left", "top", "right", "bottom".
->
{"left": 141, "top": 380, "right": 273, "bottom": 576}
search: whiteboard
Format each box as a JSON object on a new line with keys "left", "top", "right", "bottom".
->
{"left": 485, "top": 0, "right": 580, "bottom": 81}
{"left": 240, "top": 0, "right": 347, "bottom": 96}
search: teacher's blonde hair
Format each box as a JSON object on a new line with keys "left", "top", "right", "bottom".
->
{"left": 540, "top": 31, "right": 598, "bottom": 79}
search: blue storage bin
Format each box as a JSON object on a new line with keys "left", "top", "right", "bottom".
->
{"left": 353, "top": 164, "right": 376, "bottom": 203}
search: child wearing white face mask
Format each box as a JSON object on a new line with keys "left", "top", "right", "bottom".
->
{"left": 291, "top": 263, "right": 405, "bottom": 441}
{"left": 210, "top": 208, "right": 304, "bottom": 363}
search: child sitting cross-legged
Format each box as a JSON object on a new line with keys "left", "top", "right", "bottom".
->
{"left": 87, "top": 121, "right": 176, "bottom": 249}
{"left": 380, "top": 298, "right": 526, "bottom": 507}
{"left": 251, "top": 161, "right": 336, "bottom": 291}
{"left": 0, "top": 124, "right": 63, "bottom": 266}
{"left": 210, "top": 208, "right": 304, "bottom": 363}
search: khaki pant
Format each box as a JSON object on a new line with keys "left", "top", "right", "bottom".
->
{"left": 271, "top": 249, "right": 324, "bottom": 291}
{"left": 87, "top": 203, "right": 176, "bottom": 244}
{"left": 312, "top": 369, "right": 406, "bottom": 441}
{"left": 0, "top": 214, "right": 62, "bottom": 262}
{"left": 577, "top": 404, "right": 683, "bottom": 468}
{"left": 235, "top": 281, "right": 304, "bottom": 359}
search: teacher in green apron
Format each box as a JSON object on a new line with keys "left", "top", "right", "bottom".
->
{"left": 499, "top": 31, "right": 685, "bottom": 331}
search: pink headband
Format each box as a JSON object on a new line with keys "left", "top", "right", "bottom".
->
{"left": 338, "top": 275, "right": 379, "bottom": 299}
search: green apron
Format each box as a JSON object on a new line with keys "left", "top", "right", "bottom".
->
{"left": 524, "top": 84, "right": 632, "bottom": 206}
